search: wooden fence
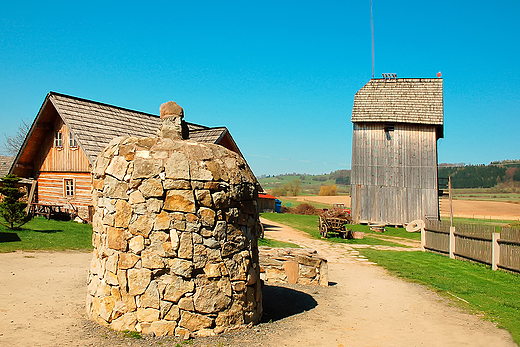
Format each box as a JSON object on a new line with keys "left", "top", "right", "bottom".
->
{"left": 423, "top": 218, "right": 520, "bottom": 273}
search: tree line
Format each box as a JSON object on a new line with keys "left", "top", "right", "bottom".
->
{"left": 438, "top": 164, "right": 520, "bottom": 189}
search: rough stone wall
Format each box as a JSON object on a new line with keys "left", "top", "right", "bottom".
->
{"left": 86, "top": 134, "right": 263, "bottom": 337}
{"left": 259, "top": 247, "right": 328, "bottom": 286}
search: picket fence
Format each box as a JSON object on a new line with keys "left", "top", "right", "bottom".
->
{"left": 422, "top": 218, "right": 520, "bottom": 273}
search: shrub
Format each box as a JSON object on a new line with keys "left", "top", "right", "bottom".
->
{"left": 293, "top": 203, "right": 318, "bottom": 215}
{"left": 319, "top": 184, "right": 338, "bottom": 196}
{"left": 0, "top": 174, "right": 32, "bottom": 230}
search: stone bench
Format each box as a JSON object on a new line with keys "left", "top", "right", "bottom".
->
{"left": 258, "top": 247, "right": 328, "bottom": 286}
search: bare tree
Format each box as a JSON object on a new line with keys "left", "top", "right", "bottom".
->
{"left": 2, "top": 118, "right": 31, "bottom": 156}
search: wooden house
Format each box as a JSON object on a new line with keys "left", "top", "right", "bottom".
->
{"left": 350, "top": 78, "right": 444, "bottom": 226}
{"left": 10, "top": 92, "right": 244, "bottom": 220}
{"left": 258, "top": 192, "right": 277, "bottom": 212}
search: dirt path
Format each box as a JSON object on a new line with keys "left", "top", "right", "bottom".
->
{"left": 0, "top": 228, "right": 516, "bottom": 347}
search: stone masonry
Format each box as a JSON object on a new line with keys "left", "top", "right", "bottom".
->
{"left": 259, "top": 247, "right": 328, "bottom": 286}
{"left": 86, "top": 102, "right": 263, "bottom": 337}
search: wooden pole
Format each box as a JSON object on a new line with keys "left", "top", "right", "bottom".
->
{"left": 449, "top": 176, "right": 453, "bottom": 227}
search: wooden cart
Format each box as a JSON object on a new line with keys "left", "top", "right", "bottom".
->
{"left": 318, "top": 204, "right": 352, "bottom": 238}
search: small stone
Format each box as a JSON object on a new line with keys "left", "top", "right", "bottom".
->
{"left": 110, "top": 312, "right": 137, "bottom": 331}
{"left": 160, "top": 101, "right": 184, "bottom": 118}
{"left": 169, "top": 258, "right": 193, "bottom": 278}
{"left": 154, "top": 211, "right": 171, "bottom": 230}
{"left": 128, "top": 236, "right": 145, "bottom": 254}
{"left": 199, "top": 207, "right": 216, "bottom": 227}
{"left": 193, "top": 280, "right": 231, "bottom": 314}
{"left": 136, "top": 308, "right": 160, "bottom": 322}
{"left": 139, "top": 281, "right": 160, "bottom": 309}
{"left": 151, "top": 320, "right": 177, "bottom": 337}
{"left": 142, "top": 250, "right": 165, "bottom": 269}
{"left": 139, "top": 178, "right": 164, "bottom": 198}
{"left": 179, "top": 311, "right": 213, "bottom": 332}
{"left": 114, "top": 200, "right": 132, "bottom": 228}
{"left": 203, "top": 263, "right": 226, "bottom": 278}
{"left": 163, "top": 275, "right": 194, "bottom": 303}
{"left": 129, "top": 214, "right": 154, "bottom": 238}
{"left": 284, "top": 261, "right": 299, "bottom": 284}
{"left": 195, "top": 190, "right": 213, "bottom": 207}
{"left": 170, "top": 230, "right": 180, "bottom": 250}
{"left": 128, "top": 268, "right": 152, "bottom": 296}
{"left": 164, "top": 152, "right": 190, "bottom": 180}
{"left": 146, "top": 198, "right": 163, "bottom": 213}
{"left": 107, "top": 227, "right": 130, "bottom": 251}
{"left": 177, "top": 232, "right": 193, "bottom": 259}
{"left": 105, "top": 156, "right": 129, "bottom": 181}
{"left": 164, "top": 190, "right": 196, "bottom": 213}
{"left": 132, "top": 157, "right": 163, "bottom": 179}
{"left": 177, "top": 297, "right": 194, "bottom": 311}
{"left": 98, "top": 296, "right": 116, "bottom": 322}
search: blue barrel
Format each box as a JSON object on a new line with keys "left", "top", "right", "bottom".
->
{"left": 275, "top": 199, "right": 282, "bottom": 213}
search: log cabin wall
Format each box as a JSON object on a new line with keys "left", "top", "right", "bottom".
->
{"left": 34, "top": 118, "right": 92, "bottom": 216}
{"left": 351, "top": 122, "right": 439, "bottom": 225}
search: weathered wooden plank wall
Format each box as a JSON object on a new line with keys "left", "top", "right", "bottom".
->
{"left": 36, "top": 118, "right": 91, "bottom": 173}
{"left": 351, "top": 122, "right": 439, "bottom": 225}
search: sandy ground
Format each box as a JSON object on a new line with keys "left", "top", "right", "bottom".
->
{"left": 0, "top": 222, "right": 517, "bottom": 347}
{"left": 294, "top": 195, "right": 520, "bottom": 221}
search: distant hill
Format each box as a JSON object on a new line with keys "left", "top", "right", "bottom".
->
{"left": 257, "top": 170, "right": 351, "bottom": 196}
{"left": 258, "top": 160, "right": 520, "bottom": 193}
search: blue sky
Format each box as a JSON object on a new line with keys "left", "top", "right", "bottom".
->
{"left": 1, "top": 1, "right": 519, "bottom": 175}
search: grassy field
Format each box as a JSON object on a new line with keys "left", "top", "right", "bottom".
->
{"left": 358, "top": 248, "right": 520, "bottom": 345}
{"left": 277, "top": 197, "right": 336, "bottom": 210}
{"left": 258, "top": 174, "right": 350, "bottom": 195}
{"left": 0, "top": 217, "right": 93, "bottom": 252}
{"left": 451, "top": 188, "right": 520, "bottom": 204}
{"left": 260, "top": 212, "right": 408, "bottom": 247}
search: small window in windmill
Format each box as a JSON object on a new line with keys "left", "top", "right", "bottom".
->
{"left": 69, "top": 132, "right": 78, "bottom": 148}
{"left": 55, "top": 131, "right": 63, "bottom": 148}
{"left": 64, "top": 179, "right": 74, "bottom": 197}
{"left": 384, "top": 124, "right": 394, "bottom": 140}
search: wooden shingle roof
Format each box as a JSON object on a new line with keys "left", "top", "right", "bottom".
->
{"left": 48, "top": 92, "right": 230, "bottom": 163}
{"left": 11, "top": 92, "right": 241, "bottom": 178}
{"left": 0, "top": 156, "right": 14, "bottom": 177}
{"left": 351, "top": 78, "right": 443, "bottom": 126}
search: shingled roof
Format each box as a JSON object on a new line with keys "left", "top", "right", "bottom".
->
{"left": 49, "top": 92, "right": 226, "bottom": 163}
{"left": 11, "top": 92, "right": 241, "bottom": 177}
{"left": 351, "top": 78, "right": 443, "bottom": 126}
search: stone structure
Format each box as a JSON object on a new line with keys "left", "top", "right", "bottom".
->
{"left": 86, "top": 102, "right": 263, "bottom": 337}
{"left": 259, "top": 247, "right": 328, "bottom": 286}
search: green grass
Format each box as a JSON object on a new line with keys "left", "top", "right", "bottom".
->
{"left": 0, "top": 217, "right": 93, "bottom": 252}
{"left": 261, "top": 213, "right": 406, "bottom": 247}
{"left": 258, "top": 237, "right": 301, "bottom": 248}
{"left": 358, "top": 248, "right": 520, "bottom": 344}
{"left": 350, "top": 223, "right": 421, "bottom": 241}
{"left": 443, "top": 216, "right": 519, "bottom": 227}
{"left": 279, "top": 197, "right": 335, "bottom": 210}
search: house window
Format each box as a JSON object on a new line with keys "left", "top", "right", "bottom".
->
{"left": 64, "top": 179, "right": 75, "bottom": 197}
{"left": 69, "top": 132, "right": 78, "bottom": 148}
{"left": 54, "top": 131, "right": 63, "bottom": 148}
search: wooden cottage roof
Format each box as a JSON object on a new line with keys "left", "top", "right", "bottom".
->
{"left": 0, "top": 156, "right": 14, "bottom": 177}
{"left": 11, "top": 92, "right": 241, "bottom": 177}
{"left": 351, "top": 78, "right": 443, "bottom": 127}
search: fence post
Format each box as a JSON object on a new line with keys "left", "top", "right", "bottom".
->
{"left": 449, "top": 226, "right": 456, "bottom": 259}
{"left": 492, "top": 232, "right": 500, "bottom": 271}
{"left": 421, "top": 226, "right": 425, "bottom": 251}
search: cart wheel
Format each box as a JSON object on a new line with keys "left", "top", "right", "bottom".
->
{"left": 322, "top": 225, "right": 328, "bottom": 238}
